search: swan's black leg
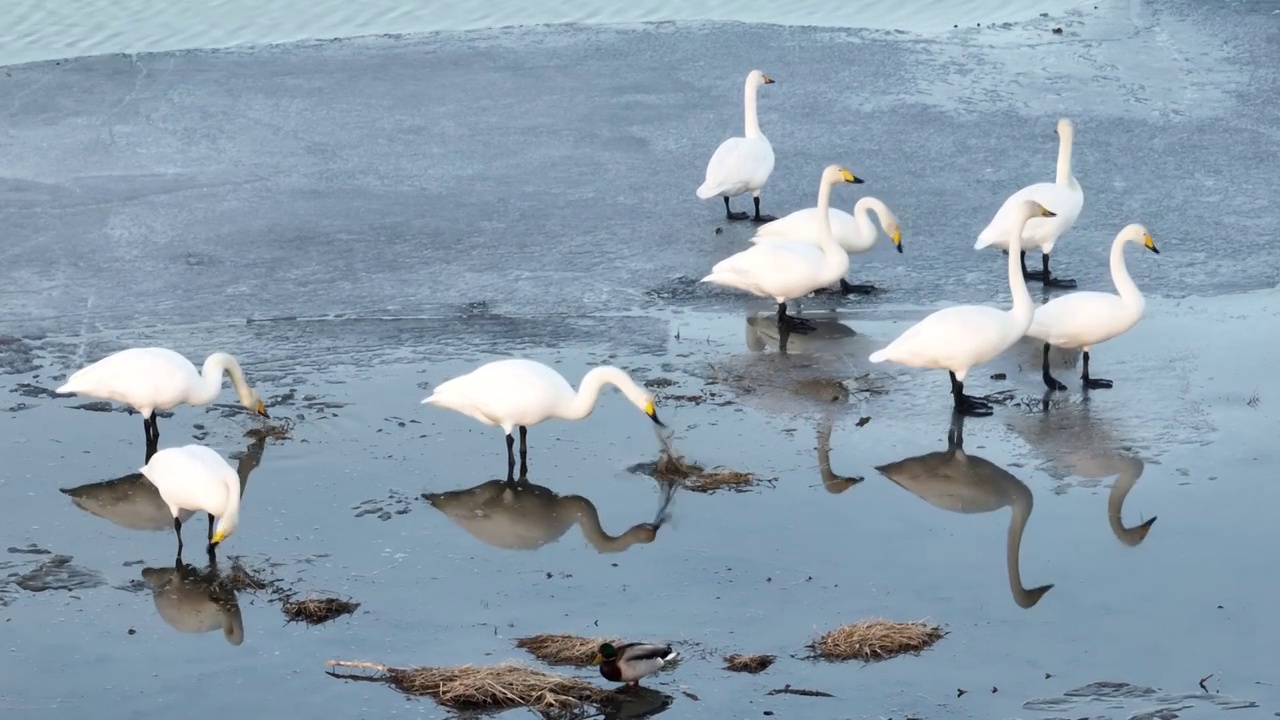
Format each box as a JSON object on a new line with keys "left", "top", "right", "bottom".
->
{"left": 949, "top": 371, "right": 994, "bottom": 417}
{"left": 1081, "top": 350, "right": 1113, "bottom": 389}
{"left": 751, "top": 196, "right": 777, "bottom": 223}
{"left": 1021, "top": 251, "right": 1045, "bottom": 280}
{"left": 723, "top": 196, "right": 748, "bottom": 221}
{"left": 505, "top": 433, "right": 516, "bottom": 482}
{"left": 1040, "top": 253, "right": 1077, "bottom": 289}
{"left": 518, "top": 426, "right": 529, "bottom": 480}
{"left": 1042, "top": 342, "right": 1068, "bottom": 391}
{"left": 207, "top": 513, "right": 215, "bottom": 541}
{"left": 839, "top": 279, "right": 878, "bottom": 295}
{"left": 173, "top": 516, "right": 184, "bottom": 559}
{"left": 776, "top": 302, "right": 816, "bottom": 334}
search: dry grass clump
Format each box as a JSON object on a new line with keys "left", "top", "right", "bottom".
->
{"left": 515, "top": 633, "right": 619, "bottom": 666}
{"left": 283, "top": 593, "right": 359, "bottom": 625}
{"left": 724, "top": 654, "right": 776, "bottom": 673}
{"left": 653, "top": 452, "right": 704, "bottom": 481}
{"left": 326, "top": 660, "right": 610, "bottom": 718}
{"left": 245, "top": 417, "right": 295, "bottom": 441}
{"left": 215, "top": 560, "right": 277, "bottom": 594}
{"left": 808, "top": 619, "right": 946, "bottom": 661}
{"left": 685, "top": 468, "right": 770, "bottom": 494}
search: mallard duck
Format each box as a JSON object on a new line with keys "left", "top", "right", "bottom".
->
{"left": 592, "top": 642, "right": 677, "bottom": 686}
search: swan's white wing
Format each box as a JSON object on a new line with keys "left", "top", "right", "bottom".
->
{"left": 870, "top": 305, "right": 1013, "bottom": 375}
{"left": 424, "top": 359, "right": 575, "bottom": 428}
{"left": 704, "top": 242, "right": 833, "bottom": 301}
{"left": 975, "top": 182, "right": 1083, "bottom": 251}
{"left": 56, "top": 347, "right": 199, "bottom": 412}
{"left": 697, "top": 136, "right": 774, "bottom": 199}
{"left": 140, "top": 445, "right": 233, "bottom": 516}
{"left": 751, "top": 208, "right": 862, "bottom": 252}
{"left": 1027, "top": 291, "right": 1129, "bottom": 346}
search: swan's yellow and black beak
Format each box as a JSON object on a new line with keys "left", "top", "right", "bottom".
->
{"left": 644, "top": 400, "right": 665, "bottom": 428}
{"left": 1144, "top": 234, "right": 1160, "bottom": 254}
{"left": 838, "top": 169, "right": 865, "bottom": 185}
{"left": 256, "top": 400, "right": 270, "bottom": 418}
{"left": 762, "top": 74, "right": 775, "bottom": 84}
{"left": 1038, "top": 205, "right": 1057, "bottom": 218}
{"left": 591, "top": 652, "right": 604, "bottom": 665}
{"left": 891, "top": 228, "right": 903, "bottom": 253}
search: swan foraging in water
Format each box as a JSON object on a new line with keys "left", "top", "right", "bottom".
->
{"left": 696, "top": 70, "right": 777, "bottom": 222}
{"left": 593, "top": 642, "right": 679, "bottom": 686}
{"left": 1027, "top": 223, "right": 1159, "bottom": 391}
{"left": 868, "top": 199, "right": 1055, "bottom": 416}
{"left": 701, "top": 164, "right": 864, "bottom": 333}
{"left": 975, "top": 117, "right": 1083, "bottom": 288}
{"left": 140, "top": 444, "right": 243, "bottom": 561}
{"left": 875, "top": 412, "right": 1054, "bottom": 609}
{"left": 751, "top": 196, "right": 903, "bottom": 295}
{"left": 56, "top": 347, "right": 269, "bottom": 460}
{"left": 422, "top": 359, "right": 662, "bottom": 479}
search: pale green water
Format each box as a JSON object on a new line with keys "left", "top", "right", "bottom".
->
{"left": 0, "top": 0, "right": 1099, "bottom": 66}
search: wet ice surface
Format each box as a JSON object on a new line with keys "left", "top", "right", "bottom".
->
{"left": 3, "top": 0, "right": 1280, "bottom": 718}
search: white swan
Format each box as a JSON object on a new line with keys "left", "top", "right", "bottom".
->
{"left": 57, "top": 347, "right": 269, "bottom": 458}
{"left": 140, "top": 444, "right": 242, "bottom": 560}
{"left": 869, "top": 199, "right": 1055, "bottom": 416}
{"left": 142, "top": 564, "right": 245, "bottom": 646}
{"left": 751, "top": 196, "right": 903, "bottom": 295}
{"left": 696, "top": 69, "right": 777, "bottom": 222}
{"left": 701, "top": 164, "right": 863, "bottom": 333}
{"left": 875, "top": 413, "right": 1054, "bottom": 609}
{"left": 975, "top": 117, "right": 1083, "bottom": 288}
{"left": 1027, "top": 223, "right": 1160, "bottom": 391}
{"left": 425, "top": 478, "right": 660, "bottom": 553}
{"left": 422, "top": 359, "right": 662, "bottom": 478}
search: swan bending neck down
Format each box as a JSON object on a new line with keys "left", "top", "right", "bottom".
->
{"left": 875, "top": 413, "right": 1053, "bottom": 609}
{"left": 701, "top": 164, "right": 864, "bottom": 334}
{"left": 974, "top": 117, "right": 1083, "bottom": 288}
{"left": 869, "top": 199, "right": 1056, "bottom": 417}
{"left": 695, "top": 69, "right": 778, "bottom": 222}
{"left": 422, "top": 359, "right": 662, "bottom": 481}
{"left": 140, "top": 444, "right": 242, "bottom": 563}
{"left": 55, "top": 347, "right": 269, "bottom": 461}
{"left": 1028, "top": 223, "right": 1160, "bottom": 392}
{"left": 425, "top": 479, "right": 659, "bottom": 553}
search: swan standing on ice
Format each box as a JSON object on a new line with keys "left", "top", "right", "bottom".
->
{"left": 701, "top": 164, "right": 865, "bottom": 333}
{"left": 975, "top": 118, "right": 1083, "bottom": 288}
{"left": 696, "top": 70, "right": 777, "bottom": 222}
{"left": 140, "top": 444, "right": 243, "bottom": 561}
{"left": 868, "top": 199, "right": 1056, "bottom": 416}
{"left": 751, "top": 196, "right": 903, "bottom": 295}
{"left": 422, "top": 359, "right": 663, "bottom": 479}
{"left": 57, "top": 347, "right": 269, "bottom": 460}
{"left": 1027, "top": 223, "right": 1160, "bottom": 391}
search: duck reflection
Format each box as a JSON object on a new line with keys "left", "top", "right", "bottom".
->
{"left": 424, "top": 477, "right": 665, "bottom": 553}
{"left": 140, "top": 561, "right": 244, "bottom": 646}
{"left": 745, "top": 311, "right": 860, "bottom": 355}
{"left": 60, "top": 434, "right": 267, "bottom": 533}
{"left": 876, "top": 412, "right": 1054, "bottom": 609}
{"left": 601, "top": 686, "right": 674, "bottom": 719}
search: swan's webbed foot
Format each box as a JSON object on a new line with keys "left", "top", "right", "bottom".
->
{"left": 1084, "top": 377, "right": 1113, "bottom": 389}
{"left": 1020, "top": 251, "right": 1046, "bottom": 280}
{"left": 776, "top": 304, "right": 815, "bottom": 334}
{"left": 1042, "top": 275, "right": 1078, "bottom": 289}
{"left": 723, "top": 197, "right": 749, "bottom": 221}
{"left": 1038, "top": 253, "right": 1076, "bottom": 288}
{"left": 839, "top": 280, "right": 878, "bottom": 296}
{"left": 750, "top": 196, "right": 776, "bottom": 223}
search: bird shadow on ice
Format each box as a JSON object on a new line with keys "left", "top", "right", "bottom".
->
{"left": 140, "top": 559, "right": 245, "bottom": 646}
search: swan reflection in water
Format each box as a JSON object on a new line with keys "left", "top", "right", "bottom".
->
{"left": 745, "top": 311, "right": 864, "bottom": 355}
{"left": 140, "top": 561, "right": 245, "bottom": 646}
{"left": 60, "top": 434, "right": 267, "bottom": 533}
{"left": 424, "top": 476, "right": 674, "bottom": 553}
{"left": 876, "top": 412, "right": 1054, "bottom": 609}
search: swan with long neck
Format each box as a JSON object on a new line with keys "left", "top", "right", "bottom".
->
{"left": 140, "top": 444, "right": 243, "bottom": 563}
{"left": 975, "top": 117, "right": 1084, "bottom": 288}
{"left": 425, "top": 478, "right": 660, "bottom": 553}
{"left": 422, "top": 358, "right": 662, "bottom": 478}
{"left": 751, "top": 196, "right": 904, "bottom": 295}
{"left": 869, "top": 199, "right": 1055, "bottom": 416}
{"left": 875, "top": 413, "right": 1054, "bottom": 609}
{"left": 1028, "top": 223, "right": 1160, "bottom": 391}
{"left": 702, "top": 164, "right": 864, "bottom": 333}
{"left": 57, "top": 347, "right": 269, "bottom": 460}
{"left": 696, "top": 69, "right": 778, "bottom": 222}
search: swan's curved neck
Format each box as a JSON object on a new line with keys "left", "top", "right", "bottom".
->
{"left": 191, "top": 353, "right": 250, "bottom": 406}
{"left": 1005, "top": 222, "right": 1034, "bottom": 328}
{"left": 563, "top": 496, "right": 650, "bottom": 553}
{"left": 1007, "top": 490, "right": 1039, "bottom": 608}
{"left": 217, "top": 470, "right": 242, "bottom": 536}
{"left": 1109, "top": 235, "right": 1144, "bottom": 308}
{"left": 818, "top": 414, "right": 859, "bottom": 494}
{"left": 1055, "top": 129, "right": 1075, "bottom": 187}
{"left": 814, "top": 179, "right": 842, "bottom": 261}
{"left": 743, "top": 79, "right": 763, "bottom": 139}
{"left": 559, "top": 367, "right": 638, "bottom": 421}
{"left": 1108, "top": 460, "right": 1149, "bottom": 546}
{"left": 853, "top": 197, "right": 890, "bottom": 239}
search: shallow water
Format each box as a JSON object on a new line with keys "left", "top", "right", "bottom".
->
{"left": 4, "top": 0, "right": 1280, "bottom": 718}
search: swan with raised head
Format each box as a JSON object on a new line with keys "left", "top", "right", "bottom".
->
{"left": 875, "top": 412, "right": 1054, "bottom": 609}
{"left": 701, "top": 164, "right": 864, "bottom": 333}
{"left": 140, "top": 444, "right": 243, "bottom": 560}
{"left": 1028, "top": 223, "right": 1160, "bottom": 391}
{"left": 869, "top": 199, "right": 1056, "bottom": 416}
{"left": 57, "top": 347, "right": 269, "bottom": 459}
{"left": 422, "top": 359, "right": 663, "bottom": 478}
{"left": 975, "top": 117, "right": 1083, "bottom": 288}
{"left": 696, "top": 70, "right": 777, "bottom": 222}
{"left": 142, "top": 563, "right": 245, "bottom": 646}
{"left": 425, "top": 478, "right": 660, "bottom": 553}
{"left": 751, "top": 196, "right": 903, "bottom": 295}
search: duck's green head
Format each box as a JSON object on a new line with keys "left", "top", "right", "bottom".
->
{"left": 592, "top": 643, "right": 618, "bottom": 664}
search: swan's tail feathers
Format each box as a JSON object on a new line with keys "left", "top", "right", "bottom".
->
{"left": 973, "top": 231, "right": 998, "bottom": 250}
{"left": 868, "top": 349, "right": 890, "bottom": 364}
{"left": 700, "top": 273, "right": 729, "bottom": 286}
{"left": 696, "top": 180, "right": 721, "bottom": 200}
{"left": 420, "top": 393, "right": 442, "bottom": 405}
